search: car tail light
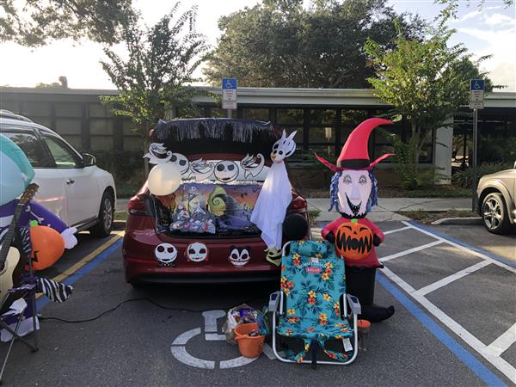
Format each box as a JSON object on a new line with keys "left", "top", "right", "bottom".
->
{"left": 290, "top": 195, "right": 307, "bottom": 210}
{"left": 128, "top": 194, "right": 149, "bottom": 216}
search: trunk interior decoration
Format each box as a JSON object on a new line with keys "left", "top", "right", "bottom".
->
{"left": 154, "top": 182, "right": 262, "bottom": 236}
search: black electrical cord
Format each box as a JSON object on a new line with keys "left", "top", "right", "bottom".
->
{"left": 38, "top": 296, "right": 267, "bottom": 324}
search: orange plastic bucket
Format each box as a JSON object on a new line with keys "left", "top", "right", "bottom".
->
{"left": 234, "top": 323, "right": 265, "bottom": 358}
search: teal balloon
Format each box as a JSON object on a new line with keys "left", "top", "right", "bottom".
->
{"left": 0, "top": 134, "right": 35, "bottom": 206}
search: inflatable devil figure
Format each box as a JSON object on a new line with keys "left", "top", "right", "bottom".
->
{"left": 316, "top": 118, "right": 395, "bottom": 322}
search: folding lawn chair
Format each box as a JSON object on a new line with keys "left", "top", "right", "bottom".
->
{"left": 0, "top": 247, "right": 39, "bottom": 384}
{"left": 269, "top": 240, "right": 361, "bottom": 367}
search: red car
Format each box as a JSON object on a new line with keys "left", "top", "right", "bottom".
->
{"left": 122, "top": 118, "right": 308, "bottom": 285}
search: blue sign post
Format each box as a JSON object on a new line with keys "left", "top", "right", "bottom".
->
{"left": 222, "top": 78, "right": 237, "bottom": 117}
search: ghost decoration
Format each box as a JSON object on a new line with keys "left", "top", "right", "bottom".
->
{"left": 190, "top": 159, "right": 214, "bottom": 181}
{"left": 144, "top": 143, "right": 172, "bottom": 164}
{"left": 271, "top": 131, "right": 297, "bottom": 163}
{"left": 241, "top": 154, "right": 265, "bottom": 179}
{"left": 251, "top": 130, "right": 296, "bottom": 250}
{"left": 171, "top": 153, "right": 190, "bottom": 176}
{"left": 185, "top": 242, "right": 209, "bottom": 262}
{"left": 154, "top": 243, "right": 177, "bottom": 266}
{"left": 229, "top": 247, "right": 251, "bottom": 267}
{"left": 214, "top": 161, "right": 239, "bottom": 183}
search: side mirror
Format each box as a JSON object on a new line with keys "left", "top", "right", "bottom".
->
{"left": 82, "top": 153, "right": 96, "bottom": 167}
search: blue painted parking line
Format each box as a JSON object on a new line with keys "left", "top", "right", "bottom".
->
{"left": 377, "top": 273, "right": 508, "bottom": 387}
{"left": 37, "top": 238, "right": 124, "bottom": 311}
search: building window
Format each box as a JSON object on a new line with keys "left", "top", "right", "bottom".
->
{"left": 242, "top": 108, "right": 269, "bottom": 121}
{"left": 277, "top": 109, "right": 303, "bottom": 125}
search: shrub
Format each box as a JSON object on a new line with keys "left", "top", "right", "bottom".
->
{"left": 452, "top": 162, "right": 513, "bottom": 188}
{"left": 86, "top": 149, "right": 146, "bottom": 197}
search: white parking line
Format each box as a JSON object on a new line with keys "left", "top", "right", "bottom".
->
{"left": 486, "top": 323, "right": 516, "bottom": 358}
{"left": 401, "top": 221, "right": 516, "bottom": 274}
{"left": 380, "top": 266, "right": 516, "bottom": 384}
{"left": 384, "top": 226, "right": 411, "bottom": 235}
{"left": 379, "top": 241, "right": 442, "bottom": 262}
{"left": 414, "top": 260, "right": 492, "bottom": 296}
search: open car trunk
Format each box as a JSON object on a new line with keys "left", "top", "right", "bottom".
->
{"left": 147, "top": 118, "right": 283, "bottom": 239}
{"left": 152, "top": 180, "right": 264, "bottom": 238}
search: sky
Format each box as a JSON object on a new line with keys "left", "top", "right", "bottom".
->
{"left": 0, "top": 0, "right": 514, "bottom": 91}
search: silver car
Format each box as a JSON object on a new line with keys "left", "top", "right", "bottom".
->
{"left": 477, "top": 162, "right": 516, "bottom": 234}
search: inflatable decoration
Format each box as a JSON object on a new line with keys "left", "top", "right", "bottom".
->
{"left": 335, "top": 219, "right": 373, "bottom": 261}
{"left": 148, "top": 163, "right": 182, "bottom": 196}
{"left": 0, "top": 135, "right": 78, "bottom": 258}
{"left": 30, "top": 221, "right": 66, "bottom": 271}
{"left": 316, "top": 118, "right": 395, "bottom": 322}
{"left": 251, "top": 130, "right": 296, "bottom": 256}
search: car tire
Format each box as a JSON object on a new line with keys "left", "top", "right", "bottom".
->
{"left": 481, "top": 192, "right": 511, "bottom": 235}
{"left": 90, "top": 191, "right": 115, "bottom": 238}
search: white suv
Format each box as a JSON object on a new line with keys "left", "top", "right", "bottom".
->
{"left": 0, "top": 110, "right": 116, "bottom": 237}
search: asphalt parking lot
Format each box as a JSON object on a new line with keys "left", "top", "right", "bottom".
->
{"left": 1, "top": 221, "right": 515, "bottom": 386}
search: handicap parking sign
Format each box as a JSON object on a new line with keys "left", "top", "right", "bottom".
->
{"left": 470, "top": 79, "right": 485, "bottom": 91}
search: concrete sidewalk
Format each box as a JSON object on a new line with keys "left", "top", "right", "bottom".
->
{"left": 308, "top": 197, "right": 471, "bottom": 223}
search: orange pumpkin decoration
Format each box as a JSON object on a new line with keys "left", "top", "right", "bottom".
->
{"left": 335, "top": 219, "right": 373, "bottom": 261}
{"left": 30, "top": 224, "right": 65, "bottom": 270}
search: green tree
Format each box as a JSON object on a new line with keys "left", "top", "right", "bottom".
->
{"left": 0, "top": 0, "right": 135, "bottom": 46}
{"left": 100, "top": 3, "right": 207, "bottom": 141}
{"left": 204, "top": 0, "right": 425, "bottom": 88}
{"left": 436, "top": 0, "right": 514, "bottom": 20}
{"left": 365, "top": 22, "right": 492, "bottom": 185}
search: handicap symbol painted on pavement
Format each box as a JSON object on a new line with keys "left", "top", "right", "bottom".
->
{"left": 170, "top": 310, "right": 274, "bottom": 369}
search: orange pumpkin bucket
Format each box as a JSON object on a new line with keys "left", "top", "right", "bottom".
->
{"left": 234, "top": 323, "right": 265, "bottom": 358}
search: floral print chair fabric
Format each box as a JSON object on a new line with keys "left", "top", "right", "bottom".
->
{"left": 277, "top": 240, "right": 353, "bottom": 363}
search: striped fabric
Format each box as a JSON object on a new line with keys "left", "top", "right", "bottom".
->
{"left": 36, "top": 278, "right": 73, "bottom": 303}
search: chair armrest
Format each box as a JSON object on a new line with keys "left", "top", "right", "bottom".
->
{"left": 269, "top": 291, "right": 281, "bottom": 313}
{"left": 346, "top": 294, "right": 361, "bottom": 315}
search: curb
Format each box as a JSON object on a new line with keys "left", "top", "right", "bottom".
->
{"left": 431, "top": 217, "right": 483, "bottom": 226}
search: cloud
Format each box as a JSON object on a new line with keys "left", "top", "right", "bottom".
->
{"left": 484, "top": 13, "right": 515, "bottom": 26}
{"left": 458, "top": 26, "right": 516, "bottom": 91}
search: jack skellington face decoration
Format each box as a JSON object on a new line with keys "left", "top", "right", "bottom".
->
{"left": 241, "top": 154, "right": 265, "bottom": 179}
{"left": 171, "top": 153, "right": 190, "bottom": 175}
{"left": 229, "top": 246, "right": 251, "bottom": 267}
{"left": 154, "top": 243, "right": 177, "bottom": 266}
{"left": 271, "top": 130, "right": 297, "bottom": 163}
{"left": 214, "top": 161, "right": 239, "bottom": 183}
{"left": 185, "top": 242, "right": 209, "bottom": 262}
{"left": 144, "top": 143, "right": 173, "bottom": 164}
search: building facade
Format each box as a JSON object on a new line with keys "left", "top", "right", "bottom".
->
{"left": 1, "top": 87, "right": 515, "bottom": 183}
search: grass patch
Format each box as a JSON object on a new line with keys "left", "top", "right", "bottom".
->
{"left": 399, "top": 209, "right": 478, "bottom": 224}
{"left": 308, "top": 209, "right": 321, "bottom": 223}
{"left": 115, "top": 211, "right": 128, "bottom": 221}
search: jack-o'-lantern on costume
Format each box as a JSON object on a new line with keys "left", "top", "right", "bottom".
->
{"left": 316, "top": 118, "right": 395, "bottom": 322}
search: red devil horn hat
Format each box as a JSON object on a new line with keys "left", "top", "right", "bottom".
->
{"left": 316, "top": 118, "right": 394, "bottom": 172}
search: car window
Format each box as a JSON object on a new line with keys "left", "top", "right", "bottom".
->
{"left": 1, "top": 131, "right": 51, "bottom": 168}
{"left": 42, "top": 135, "right": 80, "bottom": 168}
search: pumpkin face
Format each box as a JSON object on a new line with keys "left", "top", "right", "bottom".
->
{"left": 335, "top": 220, "right": 373, "bottom": 261}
